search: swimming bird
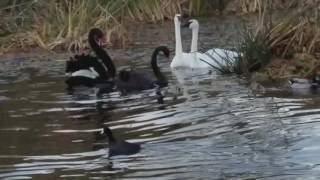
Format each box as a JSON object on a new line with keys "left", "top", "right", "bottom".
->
{"left": 65, "top": 28, "right": 116, "bottom": 89}
{"left": 116, "top": 46, "right": 170, "bottom": 92}
{"left": 66, "top": 28, "right": 170, "bottom": 93}
{"left": 101, "top": 127, "right": 141, "bottom": 157}
{"left": 185, "top": 19, "right": 240, "bottom": 69}
{"left": 171, "top": 14, "right": 206, "bottom": 68}
{"left": 170, "top": 14, "right": 240, "bottom": 69}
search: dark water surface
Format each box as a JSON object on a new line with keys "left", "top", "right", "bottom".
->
{"left": 1, "top": 17, "right": 320, "bottom": 179}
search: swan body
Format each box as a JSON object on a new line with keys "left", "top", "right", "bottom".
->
{"left": 116, "top": 70, "right": 156, "bottom": 91}
{"left": 170, "top": 16, "right": 240, "bottom": 69}
{"left": 117, "top": 46, "right": 170, "bottom": 92}
{"left": 203, "top": 48, "right": 239, "bottom": 65}
{"left": 70, "top": 68, "right": 99, "bottom": 79}
{"left": 171, "top": 52, "right": 209, "bottom": 68}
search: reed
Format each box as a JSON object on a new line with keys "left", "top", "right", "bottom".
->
{"left": 234, "top": 0, "right": 320, "bottom": 81}
{"left": 1, "top": 0, "right": 318, "bottom": 55}
{"left": 0, "top": 0, "right": 218, "bottom": 53}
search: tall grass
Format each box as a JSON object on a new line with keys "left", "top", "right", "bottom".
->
{"left": 0, "top": 0, "right": 224, "bottom": 53}
{"left": 232, "top": 0, "right": 320, "bottom": 77}
{"left": 1, "top": 0, "right": 319, "bottom": 55}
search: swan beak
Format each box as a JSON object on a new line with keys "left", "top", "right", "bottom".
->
{"left": 174, "top": 14, "right": 181, "bottom": 22}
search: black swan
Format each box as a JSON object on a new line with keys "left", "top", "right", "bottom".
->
{"left": 65, "top": 28, "right": 116, "bottom": 89}
{"left": 101, "top": 127, "right": 141, "bottom": 157}
{"left": 116, "top": 46, "right": 170, "bottom": 92}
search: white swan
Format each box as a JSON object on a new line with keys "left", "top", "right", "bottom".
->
{"left": 188, "top": 19, "right": 240, "bottom": 69}
{"left": 170, "top": 15, "right": 240, "bottom": 69}
{"left": 170, "top": 14, "right": 211, "bottom": 69}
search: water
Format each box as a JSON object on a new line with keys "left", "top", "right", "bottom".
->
{"left": 1, "top": 16, "right": 320, "bottom": 179}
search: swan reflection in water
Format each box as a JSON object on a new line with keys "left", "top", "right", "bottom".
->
{"left": 94, "top": 126, "right": 141, "bottom": 157}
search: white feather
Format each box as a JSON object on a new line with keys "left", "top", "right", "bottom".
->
{"left": 71, "top": 69, "right": 99, "bottom": 79}
{"left": 170, "top": 17, "right": 240, "bottom": 69}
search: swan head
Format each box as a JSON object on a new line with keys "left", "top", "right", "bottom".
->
{"left": 183, "top": 19, "right": 199, "bottom": 29}
{"left": 89, "top": 28, "right": 108, "bottom": 47}
{"left": 174, "top": 14, "right": 181, "bottom": 25}
{"left": 162, "top": 48, "right": 170, "bottom": 58}
{"left": 156, "top": 46, "right": 170, "bottom": 57}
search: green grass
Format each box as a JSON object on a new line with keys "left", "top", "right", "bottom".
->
{"left": 237, "top": 31, "right": 271, "bottom": 74}
{"left": 209, "top": 0, "right": 320, "bottom": 78}
{"left": 227, "top": 0, "right": 320, "bottom": 81}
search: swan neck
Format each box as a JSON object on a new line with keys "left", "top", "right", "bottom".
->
{"left": 174, "top": 21, "right": 183, "bottom": 57}
{"left": 191, "top": 27, "right": 198, "bottom": 52}
{"left": 89, "top": 35, "right": 116, "bottom": 78}
{"left": 104, "top": 128, "right": 116, "bottom": 143}
{"left": 151, "top": 48, "right": 166, "bottom": 81}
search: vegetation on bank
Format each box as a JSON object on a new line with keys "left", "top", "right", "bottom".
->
{"left": 0, "top": 0, "right": 227, "bottom": 54}
{"left": 233, "top": 0, "right": 320, "bottom": 86}
{"left": 0, "top": 0, "right": 316, "bottom": 54}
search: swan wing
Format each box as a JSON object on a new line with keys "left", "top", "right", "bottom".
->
{"left": 71, "top": 69, "right": 99, "bottom": 79}
{"left": 196, "top": 52, "right": 221, "bottom": 68}
{"left": 117, "top": 71, "right": 155, "bottom": 91}
{"left": 204, "top": 48, "right": 238, "bottom": 64}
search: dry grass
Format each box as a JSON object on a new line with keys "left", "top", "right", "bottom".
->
{"left": 267, "top": 15, "right": 320, "bottom": 57}
{"left": 254, "top": 1, "right": 320, "bottom": 57}
{"left": 0, "top": 0, "right": 221, "bottom": 54}
{"left": 237, "top": 0, "right": 320, "bottom": 82}
{"left": 1, "top": 0, "right": 319, "bottom": 55}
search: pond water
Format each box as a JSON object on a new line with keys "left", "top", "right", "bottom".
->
{"left": 1, "top": 16, "right": 320, "bottom": 179}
